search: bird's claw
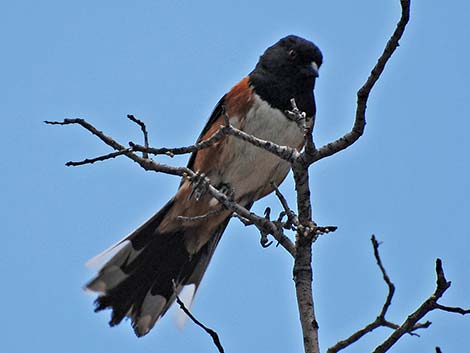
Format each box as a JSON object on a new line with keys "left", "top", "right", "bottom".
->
{"left": 260, "top": 233, "right": 273, "bottom": 248}
{"left": 259, "top": 207, "right": 273, "bottom": 248}
{"left": 190, "top": 172, "right": 209, "bottom": 201}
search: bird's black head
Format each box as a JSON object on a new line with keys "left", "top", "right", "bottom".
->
{"left": 249, "top": 35, "right": 323, "bottom": 115}
{"left": 256, "top": 35, "right": 323, "bottom": 79}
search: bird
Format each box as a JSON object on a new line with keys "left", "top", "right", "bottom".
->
{"left": 85, "top": 34, "right": 323, "bottom": 337}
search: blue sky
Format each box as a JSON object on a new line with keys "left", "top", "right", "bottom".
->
{"left": 2, "top": 0, "right": 470, "bottom": 352}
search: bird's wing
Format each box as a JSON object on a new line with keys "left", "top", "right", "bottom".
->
{"left": 186, "top": 95, "right": 226, "bottom": 171}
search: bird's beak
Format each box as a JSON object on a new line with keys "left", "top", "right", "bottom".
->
{"left": 311, "top": 62, "right": 319, "bottom": 78}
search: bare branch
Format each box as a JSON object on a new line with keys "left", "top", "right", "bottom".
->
{"left": 371, "top": 259, "right": 466, "bottom": 353}
{"left": 45, "top": 118, "right": 127, "bottom": 151}
{"left": 46, "top": 117, "right": 296, "bottom": 256}
{"left": 45, "top": 119, "right": 206, "bottom": 178}
{"left": 294, "top": 235, "right": 319, "bottom": 353}
{"left": 174, "top": 286, "right": 225, "bottom": 353}
{"left": 313, "top": 0, "right": 411, "bottom": 163}
{"left": 224, "top": 123, "right": 300, "bottom": 164}
{"left": 181, "top": 174, "right": 296, "bottom": 256}
{"left": 127, "top": 114, "right": 149, "bottom": 158}
{"left": 232, "top": 212, "right": 254, "bottom": 226}
{"left": 272, "top": 182, "right": 300, "bottom": 227}
{"left": 129, "top": 115, "right": 299, "bottom": 164}
{"left": 65, "top": 148, "right": 133, "bottom": 166}
{"left": 328, "top": 235, "right": 429, "bottom": 353}
{"left": 214, "top": 188, "right": 295, "bottom": 256}
{"left": 129, "top": 126, "right": 226, "bottom": 157}
{"left": 371, "top": 235, "right": 395, "bottom": 318}
{"left": 292, "top": 3, "right": 412, "bottom": 347}
{"left": 177, "top": 207, "right": 225, "bottom": 223}
{"left": 434, "top": 304, "right": 470, "bottom": 315}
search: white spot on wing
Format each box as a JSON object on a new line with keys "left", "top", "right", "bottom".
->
{"left": 85, "top": 238, "right": 130, "bottom": 270}
{"left": 134, "top": 292, "right": 167, "bottom": 336}
{"left": 85, "top": 265, "right": 127, "bottom": 293}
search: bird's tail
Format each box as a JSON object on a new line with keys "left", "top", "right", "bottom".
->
{"left": 85, "top": 198, "right": 230, "bottom": 337}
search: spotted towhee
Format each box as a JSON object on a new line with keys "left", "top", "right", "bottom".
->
{"left": 86, "top": 35, "right": 323, "bottom": 336}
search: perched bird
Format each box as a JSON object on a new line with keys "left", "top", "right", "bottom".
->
{"left": 86, "top": 35, "right": 323, "bottom": 337}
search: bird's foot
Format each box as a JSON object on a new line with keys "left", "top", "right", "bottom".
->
{"left": 260, "top": 208, "right": 274, "bottom": 248}
{"left": 189, "top": 172, "right": 209, "bottom": 201}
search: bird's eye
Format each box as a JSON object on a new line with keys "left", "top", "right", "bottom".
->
{"left": 288, "top": 49, "right": 297, "bottom": 58}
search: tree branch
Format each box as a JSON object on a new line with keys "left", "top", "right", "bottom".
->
{"left": 45, "top": 117, "right": 296, "bottom": 256}
{"left": 311, "top": 0, "right": 411, "bottom": 163}
{"left": 127, "top": 114, "right": 149, "bottom": 158}
{"left": 206, "top": 181, "right": 296, "bottom": 256}
{"left": 222, "top": 114, "right": 300, "bottom": 163}
{"left": 174, "top": 287, "right": 225, "bottom": 353}
{"left": 129, "top": 125, "right": 226, "bottom": 157}
{"left": 176, "top": 207, "right": 225, "bottom": 223}
{"left": 292, "top": 3, "right": 411, "bottom": 349}
{"left": 65, "top": 148, "right": 133, "bottom": 166}
{"left": 327, "top": 235, "right": 430, "bottom": 353}
{"left": 433, "top": 304, "right": 470, "bottom": 315}
{"left": 371, "top": 235, "right": 395, "bottom": 318}
{"left": 272, "top": 182, "right": 300, "bottom": 228}
{"left": 372, "top": 259, "right": 470, "bottom": 353}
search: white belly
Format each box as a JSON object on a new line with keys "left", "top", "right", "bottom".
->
{"left": 220, "top": 94, "right": 304, "bottom": 202}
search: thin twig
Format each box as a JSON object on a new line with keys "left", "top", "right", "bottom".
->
{"left": 371, "top": 259, "right": 470, "bottom": 353}
{"left": 65, "top": 148, "right": 133, "bottom": 166}
{"left": 433, "top": 304, "right": 470, "bottom": 315}
{"left": 127, "top": 114, "right": 149, "bottom": 158}
{"left": 272, "top": 182, "right": 299, "bottom": 227}
{"left": 371, "top": 235, "right": 395, "bottom": 318}
{"left": 129, "top": 126, "right": 226, "bottom": 157}
{"left": 328, "top": 235, "right": 431, "bottom": 353}
{"left": 225, "top": 124, "right": 300, "bottom": 163}
{"left": 45, "top": 119, "right": 129, "bottom": 154}
{"left": 232, "top": 213, "right": 254, "bottom": 226}
{"left": 221, "top": 109, "right": 300, "bottom": 163}
{"left": 174, "top": 292, "right": 225, "bottom": 353}
{"left": 177, "top": 207, "right": 225, "bottom": 223}
{"left": 312, "top": 0, "right": 411, "bottom": 163}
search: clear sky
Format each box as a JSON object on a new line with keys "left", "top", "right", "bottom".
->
{"left": 2, "top": 1, "right": 469, "bottom": 352}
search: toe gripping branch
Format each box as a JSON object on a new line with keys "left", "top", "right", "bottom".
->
{"left": 189, "top": 172, "right": 210, "bottom": 201}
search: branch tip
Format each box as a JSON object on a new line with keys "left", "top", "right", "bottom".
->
{"left": 172, "top": 280, "right": 225, "bottom": 353}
